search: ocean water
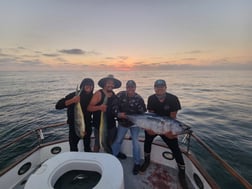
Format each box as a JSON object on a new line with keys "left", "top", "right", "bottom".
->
{"left": 0, "top": 70, "right": 251, "bottom": 188}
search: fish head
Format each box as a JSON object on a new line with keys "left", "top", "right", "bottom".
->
{"left": 75, "top": 85, "right": 83, "bottom": 96}
{"left": 103, "top": 96, "right": 108, "bottom": 104}
{"left": 75, "top": 85, "right": 79, "bottom": 95}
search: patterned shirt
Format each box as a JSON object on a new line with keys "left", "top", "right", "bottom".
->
{"left": 117, "top": 91, "right": 146, "bottom": 127}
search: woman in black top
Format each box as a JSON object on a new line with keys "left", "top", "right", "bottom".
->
{"left": 55, "top": 78, "right": 94, "bottom": 152}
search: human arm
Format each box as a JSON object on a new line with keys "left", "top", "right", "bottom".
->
{"left": 164, "top": 111, "right": 178, "bottom": 139}
{"left": 65, "top": 96, "right": 80, "bottom": 106}
{"left": 55, "top": 92, "right": 76, "bottom": 109}
{"left": 145, "top": 96, "right": 157, "bottom": 135}
{"left": 170, "top": 111, "right": 177, "bottom": 119}
{"left": 117, "top": 112, "right": 127, "bottom": 119}
{"left": 144, "top": 109, "right": 157, "bottom": 135}
{"left": 164, "top": 95, "right": 181, "bottom": 138}
{"left": 136, "top": 95, "right": 147, "bottom": 114}
{"left": 87, "top": 91, "right": 107, "bottom": 112}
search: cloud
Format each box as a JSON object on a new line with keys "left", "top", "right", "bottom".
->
{"left": 105, "top": 57, "right": 115, "bottom": 60}
{"left": 17, "top": 46, "right": 26, "bottom": 50}
{"left": 184, "top": 50, "right": 203, "bottom": 54}
{"left": 0, "top": 57, "right": 17, "bottom": 65}
{"left": 129, "top": 59, "right": 252, "bottom": 71}
{"left": 118, "top": 56, "right": 128, "bottom": 60}
{"left": 0, "top": 57, "right": 50, "bottom": 71}
{"left": 58, "top": 48, "right": 101, "bottom": 56}
{"left": 0, "top": 46, "right": 251, "bottom": 71}
{"left": 0, "top": 52, "right": 9, "bottom": 57}
{"left": 20, "top": 60, "right": 44, "bottom": 66}
{"left": 43, "top": 53, "right": 59, "bottom": 57}
{"left": 182, "top": 57, "right": 197, "bottom": 61}
{"left": 59, "top": 49, "right": 85, "bottom": 55}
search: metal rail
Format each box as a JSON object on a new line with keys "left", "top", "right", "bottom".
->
{"left": 0, "top": 122, "right": 66, "bottom": 151}
{"left": 0, "top": 122, "right": 251, "bottom": 189}
{"left": 192, "top": 133, "right": 252, "bottom": 189}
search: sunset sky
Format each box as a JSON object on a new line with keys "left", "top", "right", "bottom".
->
{"left": 0, "top": 0, "right": 251, "bottom": 71}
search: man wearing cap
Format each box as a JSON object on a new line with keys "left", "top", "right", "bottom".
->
{"left": 112, "top": 80, "right": 146, "bottom": 175}
{"left": 140, "top": 79, "right": 185, "bottom": 176}
{"left": 87, "top": 74, "right": 123, "bottom": 154}
{"left": 55, "top": 78, "right": 94, "bottom": 152}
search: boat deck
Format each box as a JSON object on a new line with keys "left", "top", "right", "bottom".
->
{"left": 11, "top": 155, "right": 193, "bottom": 189}
{"left": 2, "top": 123, "right": 251, "bottom": 189}
{"left": 120, "top": 157, "right": 194, "bottom": 189}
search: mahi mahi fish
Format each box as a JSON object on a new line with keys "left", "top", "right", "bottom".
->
{"left": 127, "top": 113, "right": 191, "bottom": 135}
{"left": 99, "top": 97, "right": 112, "bottom": 153}
{"left": 74, "top": 85, "right": 85, "bottom": 139}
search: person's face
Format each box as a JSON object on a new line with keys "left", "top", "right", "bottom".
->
{"left": 126, "top": 85, "right": 136, "bottom": 96}
{"left": 154, "top": 85, "right": 166, "bottom": 95}
{"left": 83, "top": 84, "right": 93, "bottom": 93}
{"left": 104, "top": 79, "right": 115, "bottom": 92}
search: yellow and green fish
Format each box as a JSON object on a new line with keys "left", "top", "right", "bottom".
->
{"left": 99, "top": 97, "right": 111, "bottom": 153}
{"left": 74, "top": 85, "right": 85, "bottom": 138}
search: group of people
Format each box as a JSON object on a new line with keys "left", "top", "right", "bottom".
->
{"left": 55, "top": 74, "right": 185, "bottom": 176}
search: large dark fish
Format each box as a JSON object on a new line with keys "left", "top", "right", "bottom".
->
{"left": 99, "top": 97, "right": 112, "bottom": 153}
{"left": 127, "top": 113, "right": 191, "bottom": 135}
{"left": 74, "top": 86, "right": 85, "bottom": 138}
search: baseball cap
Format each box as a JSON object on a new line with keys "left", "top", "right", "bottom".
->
{"left": 154, "top": 79, "right": 166, "bottom": 87}
{"left": 126, "top": 80, "right": 136, "bottom": 87}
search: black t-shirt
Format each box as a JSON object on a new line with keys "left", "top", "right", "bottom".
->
{"left": 147, "top": 92, "right": 181, "bottom": 117}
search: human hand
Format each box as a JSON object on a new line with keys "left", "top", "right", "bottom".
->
{"left": 164, "top": 131, "right": 178, "bottom": 139}
{"left": 81, "top": 131, "right": 86, "bottom": 137}
{"left": 146, "top": 129, "right": 156, "bottom": 136}
{"left": 72, "top": 96, "right": 80, "bottom": 103}
{"left": 118, "top": 112, "right": 127, "bottom": 119}
{"left": 100, "top": 104, "right": 107, "bottom": 112}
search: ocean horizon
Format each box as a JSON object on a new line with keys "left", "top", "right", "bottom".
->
{"left": 0, "top": 69, "right": 251, "bottom": 188}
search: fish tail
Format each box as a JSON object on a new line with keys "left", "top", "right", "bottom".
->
{"left": 99, "top": 112, "right": 104, "bottom": 149}
{"left": 76, "top": 85, "right": 78, "bottom": 95}
{"left": 99, "top": 97, "right": 110, "bottom": 152}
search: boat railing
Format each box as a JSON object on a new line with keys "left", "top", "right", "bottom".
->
{"left": 0, "top": 122, "right": 251, "bottom": 189}
{"left": 0, "top": 122, "right": 66, "bottom": 152}
{"left": 191, "top": 133, "right": 252, "bottom": 189}
{"left": 0, "top": 122, "right": 68, "bottom": 176}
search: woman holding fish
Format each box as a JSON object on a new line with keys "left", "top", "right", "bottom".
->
{"left": 55, "top": 78, "right": 94, "bottom": 152}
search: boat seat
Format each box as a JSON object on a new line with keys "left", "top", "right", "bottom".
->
{"left": 24, "top": 152, "right": 124, "bottom": 189}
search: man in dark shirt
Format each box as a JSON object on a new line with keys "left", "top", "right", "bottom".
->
{"left": 55, "top": 78, "right": 94, "bottom": 152}
{"left": 140, "top": 79, "right": 185, "bottom": 175}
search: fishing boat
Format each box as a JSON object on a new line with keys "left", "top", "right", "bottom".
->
{"left": 0, "top": 123, "right": 251, "bottom": 189}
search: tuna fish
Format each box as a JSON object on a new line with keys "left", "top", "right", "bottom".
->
{"left": 99, "top": 97, "right": 112, "bottom": 153}
{"left": 74, "top": 86, "right": 85, "bottom": 139}
{"left": 127, "top": 113, "right": 191, "bottom": 135}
